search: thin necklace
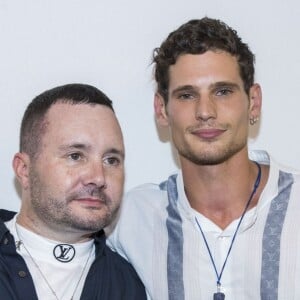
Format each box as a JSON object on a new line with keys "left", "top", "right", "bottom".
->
{"left": 15, "top": 224, "right": 93, "bottom": 300}
{"left": 195, "top": 162, "right": 261, "bottom": 300}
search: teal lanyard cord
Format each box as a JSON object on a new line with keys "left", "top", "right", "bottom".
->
{"left": 195, "top": 162, "right": 261, "bottom": 289}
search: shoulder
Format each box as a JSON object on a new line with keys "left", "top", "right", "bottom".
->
{"left": 124, "top": 174, "right": 180, "bottom": 205}
{"left": 126, "top": 182, "right": 165, "bottom": 197}
{"left": 117, "top": 173, "right": 182, "bottom": 221}
{"left": 103, "top": 246, "right": 147, "bottom": 293}
{"left": 82, "top": 244, "right": 147, "bottom": 299}
{"left": 104, "top": 245, "right": 137, "bottom": 269}
{"left": 106, "top": 176, "right": 179, "bottom": 253}
{"left": 117, "top": 179, "right": 173, "bottom": 223}
{"left": 250, "top": 150, "right": 300, "bottom": 180}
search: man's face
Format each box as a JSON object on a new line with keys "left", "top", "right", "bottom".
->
{"left": 23, "top": 102, "right": 125, "bottom": 237}
{"left": 156, "top": 51, "right": 259, "bottom": 166}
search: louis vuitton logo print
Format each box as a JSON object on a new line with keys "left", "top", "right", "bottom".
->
{"left": 53, "top": 244, "right": 76, "bottom": 262}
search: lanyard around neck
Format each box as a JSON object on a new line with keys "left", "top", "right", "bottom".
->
{"left": 195, "top": 162, "right": 261, "bottom": 291}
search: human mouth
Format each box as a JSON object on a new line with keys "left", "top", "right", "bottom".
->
{"left": 72, "top": 197, "right": 106, "bottom": 208}
{"left": 191, "top": 128, "right": 226, "bottom": 139}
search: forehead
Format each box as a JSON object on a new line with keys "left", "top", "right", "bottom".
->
{"left": 42, "top": 102, "right": 124, "bottom": 150}
{"left": 169, "top": 51, "right": 242, "bottom": 88}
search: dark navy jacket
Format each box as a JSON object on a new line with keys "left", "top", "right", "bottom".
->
{"left": 0, "top": 209, "right": 147, "bottom": 300}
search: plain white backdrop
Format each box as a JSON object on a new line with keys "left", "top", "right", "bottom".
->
{"left": 0, "top": 0, "right": 299, "bottom": 211}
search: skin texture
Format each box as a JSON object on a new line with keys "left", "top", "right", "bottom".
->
{"left": 156, "top": 51, "right": 260, "bottom": 166}
{"left": 155, "top": 51, "right": 266, "bottom": 228}
{"left": 13, "top": 102, "right": 125, "bottom": 243}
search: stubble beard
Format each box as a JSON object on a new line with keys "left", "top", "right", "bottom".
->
{"left": 28, "top": 169, "right": 120, "bottom": 234}
{"left": 178, "top": 139, "right": 247, "bottom": 166}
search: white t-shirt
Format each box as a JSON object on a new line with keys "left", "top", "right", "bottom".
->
{"left": 6, "top": 215, "right": 95, "bottom": 300}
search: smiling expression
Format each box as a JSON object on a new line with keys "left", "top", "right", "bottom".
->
{"left": 156, "top": 51, "right": 260, "bottom": 166}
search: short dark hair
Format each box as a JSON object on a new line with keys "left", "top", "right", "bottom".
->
{"left": 153, "top": 17, "right": 255, "bottom": 103}
{"left": 20, "top": 83, "right": 114, "bottom": 159}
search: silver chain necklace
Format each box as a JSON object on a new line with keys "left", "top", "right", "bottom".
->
{"left": 15, "top": 224, "right": 93, "bottom": 300}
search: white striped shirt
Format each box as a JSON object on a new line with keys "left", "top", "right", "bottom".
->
{"left": 108, "top": 151, "right": 300, "bottom": 300}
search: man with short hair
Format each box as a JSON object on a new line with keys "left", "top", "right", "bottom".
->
{"left": 0, "top": 83, "right": 146, "bottom": 299}
{"left": 108, "top": 18, "right": 300, "bottom": 299}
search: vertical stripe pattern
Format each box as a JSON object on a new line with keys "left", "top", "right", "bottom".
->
{"left": 260, "top": 171, "right": 294, "bottom": 300}
{"left": 162, "top": 170, "right": 294, "bottom": 300}
{"left": 161, "top": 175, "right": 185, "bottom": 300}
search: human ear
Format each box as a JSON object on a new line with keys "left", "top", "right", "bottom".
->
{"left": 154, "top": 93, "right": 169, "bottom": 126}
{"left": 248, "top": 83, "right": 262, "bottom": 123}
{"left": 13, "top": 152, "right": 30, "bottom": 190}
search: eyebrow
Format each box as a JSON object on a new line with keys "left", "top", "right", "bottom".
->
{"left": 58, "top": 143, "right": 91, "bottom": 152}
{"left": 58, "top": 144, "right": 125, "bottom": 159}
{"left": 210, "top": 81, "right": 241, "bottom": 91}
{"left": 171, "top": 85, "right": 196, "bottom": 97}
{"left": 104, "top": 148, "right": 125, "bottom": 160}
{"left": 170, "top": 81, "right": 241, "bottom": 96}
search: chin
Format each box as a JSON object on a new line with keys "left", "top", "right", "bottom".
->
{"left": 182, "top": 148, "right": 240, "bottom": 166}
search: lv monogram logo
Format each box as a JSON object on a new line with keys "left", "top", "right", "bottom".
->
{"left": 53, "top": 244, "right": 76, "bottom": 262}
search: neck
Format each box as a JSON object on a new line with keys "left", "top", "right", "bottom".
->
{"left": 181, "top": 153, "right": 268, "bottom": 229}
{"left": 16, "top": 213, "right": 94, "bottom": 244}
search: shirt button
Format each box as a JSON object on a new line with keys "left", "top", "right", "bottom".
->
{"left": 3, "top": 238, "right": 8, "bottom": 245}
{"left": 18, "top": 271, "right": 27, "bottom": 278}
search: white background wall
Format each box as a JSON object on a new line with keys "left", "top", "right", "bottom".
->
{"left": 1, "top": 0, "right": 299, "bottom": 211}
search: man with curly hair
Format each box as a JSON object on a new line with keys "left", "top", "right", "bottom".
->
{"left": 108, "top": 18, "right": 300, "bottom": 299}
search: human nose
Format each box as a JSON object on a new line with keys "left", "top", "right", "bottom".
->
{"left": 82, "top": 162, "right": 107, "bottom": 189}
{"left": 195, "top": 95, "right": 217, "bottom": 122}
